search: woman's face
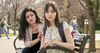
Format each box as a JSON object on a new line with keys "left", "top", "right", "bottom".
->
{"left": 45, "top": 7, "right": 56, "bottom": 22}
{"left": 26, "top": 11, "right": 36, "bottom": 24}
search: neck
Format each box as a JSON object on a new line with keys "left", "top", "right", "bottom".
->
{"left": 49, "top": 20, "right": 55, "bottom": 26}
{"left": 30, "top": 23, "right": 37, "bottom": 28}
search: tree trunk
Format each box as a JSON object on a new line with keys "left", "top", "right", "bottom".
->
{"left": 85, "top": 0, "right": 99, "bottom": 52}
{"left": 89, "top": 18, "right": 96, "bottom": 52}
{"left": 8, "top": 11, "right": 10, "bottom": 33}
{"left": 13, "top": 0, "right": 17, "bottom": 35}
{"left": 13, "top": 8, "right": 16, "bottom": 35}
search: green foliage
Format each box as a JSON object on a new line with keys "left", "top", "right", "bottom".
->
{"left": 95, "top": 15, "right": 100, "bottom": 30}
{"left": 91, "top": 0, "right": 96, "bottom": 7}
{"left": 91, "top": 0, "right": 100, "bottom": 9}
{"left": 1, "top": 33, "right": 16, "bottom": 37}
{"left": 95, "top": 30, "right": 100, "bottom": 34}
{"left": 91, "top": 0, "right": 100, "bottom": 30}
{"left": 79, "top": 27, "right": 84, "bottom": 33}
{"left": 96, "top": 17, "right": 100, "bottom": 24}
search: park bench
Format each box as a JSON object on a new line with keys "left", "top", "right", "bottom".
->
{"left": 13, "top": 34, "right": 90, "bottom": 53}
{"left": 13, "top": 36, "right": 24, "bottom": 53}
{"left": 73, "top": 34, "right": 90, "bottom": 53}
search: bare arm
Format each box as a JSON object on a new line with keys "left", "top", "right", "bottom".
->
{"left": 30, "top": 26, "right": 44, "bottom": 47}
{"left": 54, "top": 29, "right": 75, "bottom": 50}
{"left": 4, "top": 21, "right": 11, "bottom": 27}
{"left": 31, "top": 38, "right": 40, "bottom": 46}
{"left": 40, "top": 34, "right": 45, "bottom": 49}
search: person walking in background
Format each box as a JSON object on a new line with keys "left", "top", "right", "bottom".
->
{"left": 0, "top": 16, "right": 10, "bottom": 39}
{"left": 0, "top": 17, "right": 3, "bottom": 38}
{"left": 3, "top": 16, "right": 11, "bottom": 38}
{"left": 40, "top": 1, "right": 74, "bottom": 53}
{"left": 18, "top": 7, "right": 42, "bottom": 53}
{"left": 70, "top": 16, "right": 80, "bottom": 36}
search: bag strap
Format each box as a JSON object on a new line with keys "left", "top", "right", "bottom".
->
{"left": 43, "top": 25, "right": 47, "bottom": 36}
{"left": 58, "top": 22, "right": 66, "bottom": 42}
{"left": 43, "top": 22, "right": 66, "bottom": 42}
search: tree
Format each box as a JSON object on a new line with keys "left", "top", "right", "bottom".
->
{"left": 74, "top": 0, "right": 99, "bottom": 52}
{"left": 84, "top": 0, "right": 99, "bottom": 52}
{"left": 12, "top": 0, "right": 27, "bottom": 35}
{"left": 65, "top": 0, "right": 99, "bottom": 52}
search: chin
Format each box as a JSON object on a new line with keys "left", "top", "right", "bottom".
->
{"left": 47, "top": 19, "right": 53, "bottom": 21}
{"left": 48, "top": 19, "right": 52, "bottom": 21}
{"left": 30, "top": 22, "right": 35, "bottom": 24}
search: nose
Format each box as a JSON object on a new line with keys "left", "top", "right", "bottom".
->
{"left": 28, "top": 15, "right": 32, "bottom": 19}
{"left": 48, "top": 12, "right": 52, "bottom": 16}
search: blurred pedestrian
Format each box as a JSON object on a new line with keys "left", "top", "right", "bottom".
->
{"left": 0, "top": 16, "right": 10, "bottom": 39}
{"left": 70, "top": 16, "right": 80, "bottom": 36}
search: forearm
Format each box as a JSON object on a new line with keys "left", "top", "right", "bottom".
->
{"left": 30, "top": 38, "right": 40, "bottom": 46}
{"left": 54, "top": 41, "right": 74, "bottom": 50}
{"left": 41, "top": 38, "right": 44, "bottom": 45}
{"left": 40, "top": 36, "right": 45, "bottom": 48}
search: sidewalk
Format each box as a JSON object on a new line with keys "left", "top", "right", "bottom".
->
{"left": 85, "top": 34, "right": 100, "bottom": 48}
{"left": 0, "top": 34, "right": 100, "bottom": 53}
{"left": 0, "top": 36, "right": 25, "bottom": 53}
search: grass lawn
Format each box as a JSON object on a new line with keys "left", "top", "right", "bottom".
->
{"left": 1, "top": 29, "right": 18, "bottom": 37}
{"left": 1, "top": 33, "right": 16, "bottom": 37}
{"left": 95, "top": 30, "right": 100, "bottom": 34}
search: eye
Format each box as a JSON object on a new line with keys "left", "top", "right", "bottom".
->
{"left": 45, "top": 11, "right": 55, "bottom": 13}
{"left": 30, "top": 14, "right": 33, "bottom": 16}
{"left": 45, "top": 11, "right": 49, "bottom": 13}
{"left": 51, "top": 11, "right": 55, "bottom": 13}
{"left": 26, "top": 14, "right": 34, "bottom": 18}
{"left": 26, "top": 16, "right": 29, "bottom": 18}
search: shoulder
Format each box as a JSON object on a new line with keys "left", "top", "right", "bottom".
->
{"left": 63, "top": 21, "right": 69, "bottom": 26}
{"left": 38, "top": 23, "right": 43, "bottom": 28}
{"left": 62, "top": 21, "right": 70, "bottom": 30}
{"left": 38, "top": 23, "right": 44, "bottom": 31}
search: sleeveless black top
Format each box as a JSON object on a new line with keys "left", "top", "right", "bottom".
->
{"left": 31, "top": 33, "right": 40, "bottom": 53}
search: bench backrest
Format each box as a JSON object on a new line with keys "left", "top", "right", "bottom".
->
{"left": 74, "top": 34, "right": 90, "bottom": 53}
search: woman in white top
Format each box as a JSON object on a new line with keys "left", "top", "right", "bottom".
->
{"left": 40, "top": 1, "right": 74, "bottom": 53}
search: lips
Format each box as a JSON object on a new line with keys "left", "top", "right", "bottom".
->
{"left": 29, "top": 20, "right": 33, "bottom": 22}
{"left": 48, "top": 17, "right": 52, "bottom": 18}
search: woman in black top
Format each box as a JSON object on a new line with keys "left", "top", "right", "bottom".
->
{"left": 18, "top": 7, "right": 42, "bottom": 53}
{"left": 22, "top": 33, "right": 40, "bottom": 53}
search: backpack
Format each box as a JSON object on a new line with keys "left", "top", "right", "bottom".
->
{"left": 43, "top": 22, "right": 66, "bottom": 42}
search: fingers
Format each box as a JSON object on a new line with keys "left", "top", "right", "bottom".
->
{"left": 43, "top": 43, "right": 49, "bottom": 48}
{"left": 40, "top": 40, "right": 50, "bottom": 48}
{"left": 40, "top": 42, "right": 48, "bottom": 48}
{"left": 40, "top": 39, "right": 56, "bottom": 48}
{"left": 38, "top": 32, "right": 44, "bottom": 40}
{"left": 48, "top": 40, "right": 55, "bottom": 47}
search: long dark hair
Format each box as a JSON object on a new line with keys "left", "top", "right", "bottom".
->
{"left": 44, "top": 1, "right": 60, "bottom": 27}
{"left": 18, "top": 7, "right": 41, "bottom": 40}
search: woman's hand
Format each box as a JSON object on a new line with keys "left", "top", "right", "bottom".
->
{"left": 40, "top": 39, "right": 50, "bottom": 48}
{"left": 40, "top": 39, "right": 56, "bottom": 48}
{"left": 48, "top": 39, "right": 56, "bottom": 47}
{"left": 38, "top": 32, "right": 44, "bottom": 40}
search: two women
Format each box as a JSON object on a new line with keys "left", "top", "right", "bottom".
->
{"left": 18, "top": 1, "right": 74, "bottom": 53}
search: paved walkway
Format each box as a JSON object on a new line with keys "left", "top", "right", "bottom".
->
{"left": 0, "top": 37, "right": 25, "bottom": 53}
{"left": 0, "top": 34, "right": 100, "bottom": 53}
